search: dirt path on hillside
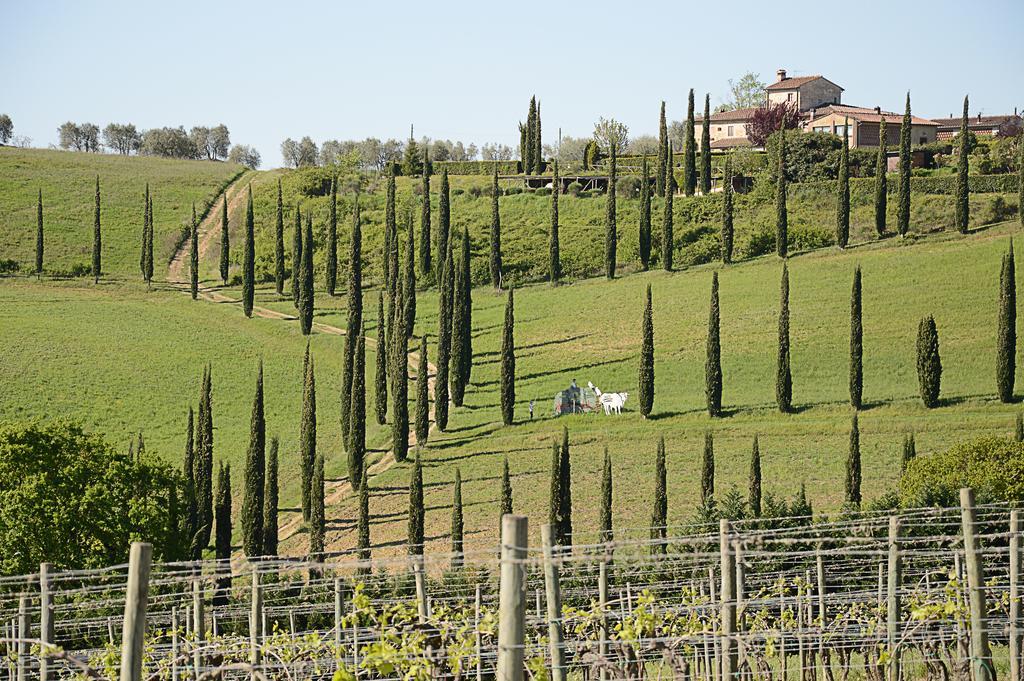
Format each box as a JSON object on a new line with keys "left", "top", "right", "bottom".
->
{"left": 165, "top": 175, "right": 439, "bottom": 558}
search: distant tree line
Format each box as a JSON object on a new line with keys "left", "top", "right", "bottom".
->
{"left": 280, "top": 135, "right": 517, "bottom": 171}
{"left": 54, "top": 121, "right": 258, "bottom": 166}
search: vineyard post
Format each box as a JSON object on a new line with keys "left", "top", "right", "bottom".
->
{"left": 1010, "top": 510, "right": 1020, "bottom": 681}
{"left": 497, "top": 514, "right": 528, "bottom": 681}
{"left": 413, "top": 557, "right": 429, "bottom": 623}
{"left": 735, "top": 540, "right": 746, "bottom": 626}
{"left": 541, "top": 524, "right": 567, "bottom": 681}
{"left": 475, "top": 584, "right": 483, "bottom": 681}
{"left": 959, "top": 488, "right": 996, "bottom": 681}
{"left": 796, "top": 576, "right": 805, "bottom": 681}
{"left": 955, "top": 552, "right": 968, "bottom": 670}
{"left": 599, "top": 559, "right": 608, "bottom": 681}
{"left": 535, "top": 590, "right": 542, "bottom": 619}
{"left": 334, "top": 578, "right": 344, "bottom": 656}
{"left": 816, "top": 549, "right": 826, "bottom": 681}
{"left": 39, "top": 562, "right": 52, "bottom": 681}
{"left": 250, "top": 569, "right": 262, "bottom": 669}
{"left": 16, "top": 594, "right": 27, "bottom": 681}
{"left": 779, "top": 583, "right": 787, "bottom": 681}
{"left": 107, "top": 617, "right": 114, "bottom": 645}
{"left": 212, "top": 613, "right": 219, "bottom": 637}
{"left": 289, "top": 609, "right": 296, "bottom": 635}
{"left": 192, "top": 577, "right": 204, "bottom": 679}
{"left": 886, "top": 516, "right": 901, "bottom": 681}
{"left": 119, "top": 542, "right": 152, "bottom": 681}
{"left": 171, "top": 607, "right": 179, "bottom": 681}
{"left": 720, "top": 519, "right": 737, "bottom": 681}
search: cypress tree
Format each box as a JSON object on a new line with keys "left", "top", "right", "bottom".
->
{"left": 275, "top": 179, "right": 285, "bottom": 295}
{"left": 525, "top": 97, "right": 537, "bottom": 174}
{"left": 220, "top": 191, "right": 230, "bottom": 286}
{"left": 342, "top": 199, "right": 364, "bottom": 440}
{"left": 837, "top": 119, "right": 850, "bottom": 248}
{"left": 459, "top": 228, "right": 473, "bottom": 386}
{"left": 700, "top": 94, "right": 712, "bottom": 195}
{"left": 424, "top": 167, "right": 440, "bottom": 279}
{"left": 140, "top": 184, "right": 149, "bottom": 279}
{"left": 1017, "top": 414, "right": 1024, "bottom": 442}
{"left": 500, "top": 288, "right": 516, "bottom": 426}
{"left": 548, "top": 440, "right": 562, "bottom": 545}
{"left": 684, "top": 89, "right": 696, "bottom": 196}
{"left": 916, "top": 315, "right": 942, "bottom": 408}
{"left": 403, "top": 212, "right": 416, "bottom": 335}
{"left": 701, "top": 431, "right": 714, "bottom": 504}
{"left": 434, "top": 167, "right": 449, "bottom": 277}
{"left": 639, "top": 156, "right": 652, "bottom": 270}
{"left": 349, "top": 331, "right": 367, "bottom": 489}
{"left": 500, "top": 456, "right": 513, "bottom": 518}
{"left": 997, "top": 241, "right": 1016, "bottom": 402}
{"left": 300, "top": 346, "right": 317, "bottom": 522}
{"left": 408, "top": 450, "right": 424, "bottom": 555}
{"left": 299, "top": 213, "right": 314, "bottom": 335}
{"left": 650, "top": 436, "right": 667, "bottom": 554}
{"left": 850, "top": 267, "right": 863, "bottom": 409}
{"left": 435, "top": 248, "right": 453, "bottom": 430}
{"left": 874, "top": 118, "right": 888, "bottom": 238}
{"left": 706, "top": 272, "right": 723, "bottom": 417}
{"left": 663, "top": 148, "right": 675, "bottom": 271}
{"left": 309, "top": 452, "right": 325, "bottom": 561}
{"left": 293, "top": 204, "right": 303, "bottom": 306}
{"left": 242, "top": 361, "right": 265, "bottom": 557}
{"left": 421, "top": 159, "right": 431, "bottom": 280}
{"left": 490, "top": 164, "right": 502, "bottom": 288}
{"left": 375, "top": 292, "right": 389, "bottom": 426}
{"left": 550, "top": 161, "right": 562, "bottom": 282}
{"left": 534, "top": 101, "right": 543, "bottom": 173}
{"left": 776, "top": 131, "right": 788, "bottom": 258}
{"left": 638, "top": 284, "right": 655, "bottom": 418}
{"left": 600, "top": 446, "right": 613, "bottom": 544}
{"left": 897, "top": 93, "right": 912, "bottom": 237}
{"left": 214, "top": 460, "right": 232, "bottom": 568}
{"left": 901, "top": 432, "right": 917, "bottom": 472}
{"left": 451, "top": 468, "right": 463, "bottom": 567}
{"left": 955, "top": 95, "right": 971, "bottom": 234}
{"left": 391, "top": 279, "right": 409, "bottom": 463}
{"left": 384, "top": 166, "right": 396, "bottom": 290}
{"left": 748, "top": 435, "right": 762, "bottom": 518}
{"left": 558, "top": 428, "right": 572, "bottom": 544}
{"left": 845, "top": 414, "right": 862, "bottom": 506}
{"left": 415, "top": 335, "right": 430, "bottom": 445}
{"left": 195, "top": 366, "right": 214, "bottom": 553}
{"left": 182, "top": 407, "right": 198, "bottom": 554}
{"left": 450, "top": 232, "right": 470, "bottom": 407}
{"left": 92, "top": 175, "right": 101, "bottom": 283}
{"left": 144, "top": 194, "right": 153, "bottom": 285}
{"left": 605, "top": 143, "right": 617, "bottom": 279}
{"left": 777, "top": 264, "right": 792, "bottom": 412}
{"left": 327, "top": 177, "right": 338, "bottom": 296}
{"left": 657, "top": 101, "right": 668, "bottom": 197}
{"left": 190, "top": 203, "right": 199, "bottom": 300}
{"left": 263, "top": 436, "right": 279, "bottom": 557}
{"left": 357, "top": 468, "right": 370, "bottom": 566}
{"left": 35, "top": 190, "right": 43, "bottom": 276}
{"left": 243, "top": 185, "right": 255, "bottom": 317}
{"left": 1019, "top": 142, "right": 1023, "bottom": 228}
{"left": 721, "top": 156, "right": 734, "bottom": 264}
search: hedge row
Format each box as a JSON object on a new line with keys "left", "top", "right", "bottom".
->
{"left": 423, "top": 160, "right": 523, "bottom": 176}
{"left": 797, "top": 173, "right": 1017, "bottom": 198}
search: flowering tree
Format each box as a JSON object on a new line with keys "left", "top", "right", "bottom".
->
{"left": 745, "top": 103, "right": 801, "bottom": 147}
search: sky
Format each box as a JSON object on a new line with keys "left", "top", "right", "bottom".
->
{"left": 3, "top": 0, "right": 1023, "bottom": 168}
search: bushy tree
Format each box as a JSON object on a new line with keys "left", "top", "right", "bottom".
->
{"left": 300, "top": 346, "right": 317, "bottom": 522}
{"left": 349, "top": 331, "right": 367, "bottom": 488}
{"left": 845, "top": 414, "right": 861, "bottom": 506}
{"left": 776, "top": 132, "right": 788, "bottom": 257}
{"left": 721, "top": 157, "right": 734, "bottom": 264}
{"left": 700, "top": 94, "right": 712, "bottom": 195}
{"left": 243, "top": 185, "right": 255, "bottom": 317}
{"left": 997, "top": 241, "right": 1016, "bottom": 402}
{"left": 650, "top": 436, "right": 667, "bottom": 554}
{"left": 415, "top": 335, "right": 430, "bottom": 445}
{"left": 917, "top": 315, "right": 942, "bottom": 408}
{"left": 263, "top": 436, "right": 279, "bottom": 556}
{"left": 745, "top": 103, "right": 801, "bottom": 147}
{"left": 836, "top": 120, "right": 850, "bottom": 248}
{"left": 684, "top": 89, "right": 696, "bottom": 196}
{"left": 600, "top": 447, "right": 613, "bottom": 544}
{"left": 776, "top": 264, "right": 792, "bottom": 412}
{"left": 407, "top": 451, "right": 424, "bottom": 554}
{"left": 748, "top": 435, "right": 762, "bottom": 517}
{"left": 490, "top": 165, "right": 502, "bottom": 287}
{"left": 550, "top": 162, "right": 562, "bottom": 282}
{"left": 605, "top": 144, "right": 617, "bottom": 279}
{"left": 874, "top": 118, "right": 888, "bottom": 238}
{"left": 639, "top": 156, "right": 652, "bottom": 270}
{"left": 955, "top": 95, "right": 971, "bottom": 234}
{"left": 897, "top": 93, "right": 913, "bottom": 237}
{"left": 638, "top": 284, "right": 654, "bottom": 418}
{"left": 241, "top": 361, "right": 265, "bottom": 557}
{"left": 92, "top": 176, "right": 101, "bottom": 283}
{"left": 706, "top": 272, "right": 722, "bottom": 417}
{"left": 500, "top": 288, "right": 516, "bottom": 425}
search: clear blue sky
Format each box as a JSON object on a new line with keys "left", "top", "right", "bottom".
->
{"left": 4, "top": 0, "right": 1022, "bottom": 168}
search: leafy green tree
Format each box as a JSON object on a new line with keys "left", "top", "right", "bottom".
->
{"left": 190, "top": 204, "right": 199, "bottom": 300}
{"left": 403, "top": 213, "right": 417, "bottom": 336}
{"left": 195, "top": 366, "right": 214, "bottom": 553}
{"left": 776, "top": 131, "right": 788, "bottom": 257}
{"left": 326, "top": 177, "right": 338, "bottom": 295}
{"left": 650, "top": 436, "right": 667, "bottom": 554}
{"left": 501, "top": 456, "right": 513, "bottom": 518}
{"left": 684, "top": 89, "right": 696, "bottom": 196}
{"left": 243, "top": 185, "right": 255, "bottom": 317}
{"left": 874, "top": 118, "right": 888, "bottom": 238}
{"left": 605, "top": 144, "right": 617, "bottom": 279}
{"left": 901, "top": 432, "right": 917, "bottom": 472}
{"left": 435, "top": 249, "right": 453, "bottom": 430}
{"left": 140, "top": 184, "right": 149, "bottom": 280}
{"left": 657, "top": 101, "right": 668, "bottom": 196}
{"left": 349, "top": 331, "right": 367, "bottom": 489}
{"left": 559, "top": 428, "right": 572, "bottom": 544}
{"left": 357, "top": 468, "right": 370, "bottom": 565}
{"left": 850, "top": 267, "right": 863, "bottom": 409}
{"left": 275, "top": 180, "right": 285, "bottom": 295}
{"left": 551, "top": 161, "right": 562, "bottom": 282}
{"left": 639, "top": 156, "right": 651, "bottom": 270}
{"left": 220, "top": 192, "right": 230, "bottom": 286}
{"left": 998, "top": 241, "right": 1016, "bottom": 402}
{"left": 342, "top": 199, "right": 364, "bottom": 440}
{"left": 300, "top": 346, "right": 317, "bottom": 522}
{"left": 845, "top": 414, "right": 861, "bottom": 506}
{"left": 375, "top": 293, "right": 388, "bottom": 426}
{"left": 241, "top": 361, "right": 265, "bottom": 557}
{"left": 721, "top": 157, "right": 734, "bottom": 264}
{"left": 955, "top": 95, "right": 971, "bottom": 234}
{"left": 92, "top": 175, "right": 101, "bottom": 283}
{"left": 706, "top": 272, "right": 722, "bottom": 417}
{"left": 663, "top": 152, "right": 675, "bottom": 271}
{"left": 309, "top": 452, "right": 325, "bottom": 560}
{"left": 600, "top": 447, "right": 613, "bottom": 544}
{"left": 293, "top": 204, "right": 303, "bottom": 307}
{"left": 700, "top": 94, "right": 712, "bottom": 195}
{"left": 897, "top": 93, "right": 912, "bottom": 237}
{"left": 917, "top": 315, "right": 942, "bottom": 408}
{"left": 490, "top": 165, "right": 502, "bottom": 287}
{"left": 776, "top": 265, "right": 792, "bottom": 412}
{"left": 500, "top": 288, "right": 516, "bottom": 426}
{"left": 638, "top": 284, "right": 654, "bottom": 418}
{"left": 408, "top": 450, "right": 424, "bottom": 554}
{"left": 298, "top": 213, "right": 314, "bottom": 335}
{"left": 263, "top": 436, "right": 279, "bottom": 556}
{"left": 144, "top": 194, "right": 153, "bottom": 285}
{"left": 402, "top": 129, "right": 423, "bottom": 176}
{"left": 214, "top": 461, "right": 232, "bottom": 568}
{"left": 836, "top": 120, "right": 850, "bottom": 248}
{"left": 391, "top": 278, "right": 409, "bottom": 463}
{"left": 701, "top": 431, "right": 714, "bottom": 504}
{"left": 450, "top": 468, "right": 463, "bottom": 567}
{"left": 748, "top": 435, "right": 761, "bottom": 517}
{"left": 415, "top": 335, "right": 430, "bottom": 445}
{"left": 35, "top": 189, "right": 43, "bottom": 276}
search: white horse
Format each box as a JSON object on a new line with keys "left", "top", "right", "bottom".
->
{"left": 588, "top": 382, "right": 628, "bottom": 415}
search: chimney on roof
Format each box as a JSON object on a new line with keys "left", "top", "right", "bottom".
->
{"left": 977, "top": 113, "right": 982, "bottom": 122}
{"left": 776, "top": 68, "right": 787, "bottom": 83}
{"left": 874, "top": 106, "right": 881, "bottom": 114}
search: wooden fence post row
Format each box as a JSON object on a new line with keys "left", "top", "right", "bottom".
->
{"left": 496, "top": 515, "right": 527, "bottom": 681}
{"left": 960, "top": 488, "right": 996, "bottom": 681}
{"left": 119, "top": 542, "right": 152, "bottom": 681}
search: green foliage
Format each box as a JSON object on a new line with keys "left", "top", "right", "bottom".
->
{"left": 358, "top": 468, "right": 370, "bottom": 563}
{"left": 721, "top": 157, "right": 734, "bottom": 264}
{"left": 748, "top": 435, "right": 761, "bottom": 518}
{"left": 997, "top": 241, "right": 1016, "bottom": 402}
{"left": 391, "top": 276, "right": 409, "bottom": 463}
{"left": 263, "top": 436, "right": 279, "bottom": 556}
{"left": 298, "top": 213, "right": 315, "bottom": 334}
{"left": 490, "top": 166, "right": 502, "bottom": 287}
{"left": 836, "top": 122, "right": 850, "bottom": 248}
{"left": 326, "top": 177, "right": 338, "bottom": 295}
{"left": 705, "top": 272, "right": 722, "bottom": 416}
{"left": 600, "top": 447, "right": 612, "bottom": 543}
{"left": 450, "top": 468, "right": 463, "bottom": 565}
{"left": 684, "top": 89, "right": 696, "bottom": 197}
{"left": 435, "top": 250, "right": 453, "bottom": 431}
{"left": 403, "top": 213, "right": 416, "bottom": 336}
{"left": 241, "top": 361, "right": 265, "bottom": 557}
{"left": 899, "top": 437, "right": 1024, "bottom": 506}
{"left": 776, "top": 264, "right": 792, "bottom": 412}
{"left": 657, "top": 101, "right": 668, "bottom": 197}
{"left": 300, "top": 346, "right": 317, "bottom": 522}
{"left": 663, "top": 156, "right": 675, "bottom": 271}
{"left": 874, "top": 119, "right": 888, "bottom": 238}
{"left": 220, "top": 190, "right": 230, "bottom": 286}
{"left": 776, "top": 132, "right": 788, "bottom": 258}
{"left": 189, "top": 204, "right": 198, "bottom": 299}
{"left": 639, "top": 157, "right": 651, "bottom": 270}
{"left": 92, "top": 175, "right": 101, "bottom": 282}
{"left": 916, "top": 315, "right": 942, "bottom": 408}
{"left": 550, "top": 162, "right": 561, "bottom": 283}
{"left": 349, "top": 332, "right": 367, "bottom": 489}
{"left": 700, "top": 431, "right": 714, "bottom": 504}
{"left": 309, "top": 452, "right": 325, "bottom": 559}
{"left": 898, "top": 93, "right": 913, "bottom": 236}
{"left": 845, "top": 414, "right": 861, "bottom": 506}
{"left": 636, "top": 284, "right": 656, "bottom": 419}
{"left": 243, "top": 185, "right": 255, "bottom": 317}
{"left": 700, "top": 94, "right": 712, "bottom": 195}
{"left": 274, "top": 180, "right": 285, "bottom": 295}
{"left": 559, "top": 428, "right": 572, "bottom": 543}
{"left": 450, "top": 230, "right": 472, "bottom": 406}
{"left": 955, "top": 96, "right": 971, "bottom": 234}
{"left": 214, "top": 461, "right": 232, "bottom": 562}
{"left": 292, "top": 204, "right": 302, "bottom": 307}
{"left": 850, "top": 266, "right": 863, "bottom": 409}
{"left": 605, "top": 145, "right": 617, "bottom": 279}
{"left": 901, "top": 432, "right": 917, "bottom": 473}
{"left": 415, "top": 335, "right": 429, "bottom": 445}
{"left": 375, "top": 293, "right": 389, "bottom": 427}
{"left": 343, "top": 199, "right": 364, "bottom": 443}
{"left": 500, "top": 456, "right": 513, "bottom": 519}
{"left": 650, "top": 437, "right": 667, "bottom": 553}
{"left": 194, "top": 366, "right": 214, "bottom": 555}
{"left": 500, "top": 288, "right": 516, "bottom": 426}
{"left": 408, "top": 451, "right": 424, "bottom": 554}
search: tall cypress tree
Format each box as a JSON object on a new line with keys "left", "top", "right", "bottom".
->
{"left": 917, "top": 315, "right": 942, "bottom": 408}
{"left": 190, "top": 203, "right": 199, "bottom": 300}
{"left": 650, "top": 436, "right": 667, "bottom": 554}
{"left": 375, "top": 292, "right": 389, "bottom": 426}
{"left": 415, "top": 335, "right": 430, "bottom": 445}
{"left": 92, "top": 175, "right": 101, "bottom": 283}
{"left": 845, "top": 414, "right": 862, "bottom": 506}
{"left": 357, "top": 467, "right": 370, "bottom": 566}
{"left": 837, "top": 119, "right": 851, "bottom": 248}
{"left": 35, "top": 190, "right": 43, "bottom": 277}
{"left": 403, "top": 212, "right": 417, "bottom": 336}
{"left": 140, "top": 184, "right": 149, "bottom": 280}
{"left": 326, "top": 177, "right": 338, "bottom": 295}
{"left": 706, "top": 272, "right": 723, "bottom": 417}
{"left": 548, "top": 441, "right": 562, "bottom": 545}
{"left": 684, "top": 89, "right": 696, "bottom": 196}
{"left": 721, "top": 156, "right": 734, "bottom": 264}
{"left": 639, "top": 156, "right": 652, "bottom": 270}
{"left": 459, "top": 229, "right": 473, "bottom": 386}
{"left": 874, "top": 118, "right": 888, "bottom": 238}
{"left": 299, "top": 213, "right": 314, "bottom": 335}
{"left": 1017, "top": 415, "right": 1024, "bottom": 442}
{"left": 777, "top": 264, "right": 792, "bottom": 412}
{"left": 600, "top": 447, "right": 613, "bottom": 544}
{"left": 500, "top": 288, "right": 516, "bottom": 426}
{"left": 550, "top": 161, "right": 562, "bottom": 282}
{"left": 423, "top": 167, "right": 438, "bottom": 279}
{"left": 195, "top": 366, "right": 214, "bottom": 553}
{"left": 242, "top": 361, "right": 265, "bottom": 557}
{"left": 525, "top": 97, "right": 537, "bottom": 174}
{"left": 182, "top": 407, "right": 198, "bottom": 555}
{"left": 901, "top": 432, "right": 917, "bottom": 472}
{"left": 638, "top": 283, "right": 655, "bottom": 418}
{"left": 897, "top": 93, "right": 912, "bottom": 237}
{"left": 701, "top": 431, "right": 714, "bottom": 504}
{"left": 293, "top": 204, "right": 303, "bottom": 307}
{"left": 275, "top": 179, "right": 285, "bottom": 295}
{"left": 605, "top": 143, "right": 617, "bottom": 279}
{"left": 435, "top": 167, "right": 449, "bottom": 276}
{"left": 408, "top": 450, "right": 424, "bottom": 555}
{"left": 444, "top": 468, "right": 463, "bottom": 568}
{"left": 850, "top": 267, "right": 863, "bottom": 409}
{"left": 309, "top": 452, "right": 325, "bottom": 561}
{"left": 748, "top": 435, "right": 762, "bottom": 518}
{"left": 700, "top": 94, "right": 712, "bottom": 195}
{"left": 384, "top": 166, "right": 396, "bottom": 290}
{"left": 450, "top": 232, "right": 470, "bottom": 407}
{"left": 263, "top": 436, "right": 279, "bottom": 557}
{"left": 997, "top": 241, "right": 1016, "bottom": 402}
{"left": 342, "top": 199, "right": 364, "bottom": 441}
{"left": 776, "top": 131, "right": 788, "bottom": 258}
{"left": 663, "top": 149, "right": 675, "bottom": 271}
{"left": 501, "top": 456, "right": 513, "bottom": 518}
{"left": 349, "top": 331, "right": 367, "bottom": 489}
{"left": 534, "top": 100, "right": 543, "bottom": 173}
{"left": 243, "top": 185, "right": 255, "bottom": 317}
{"left": 214, "top": 461, "right": 232, "bottom": 578}
{"left": 955, "top": 95, "right": 971, "bottom": 234}
{"left": 220, "top": 191, "right": 230, "bottom": 286}
{"left": 144, "top": 193, "right": 154, "bottom": 286}
{"left": 558, "top": 428, "right": 572, "bottom": 544}
{"left": 391, "top": 278, "right": 409, "bottom": 463}
{"left": 300, "top": 346, "right": 317, "bottom": 522}
{"left": 435, "top": 248, "right": 453, "bottom": 430}
{"left": 490, "top": 164, "right": 502, "bottom": 288}
{"left": 421, "top": 158, "right": 432, "bottom": 280}
{"left": 657, "top": 101, "right": 668, "bottom": 197}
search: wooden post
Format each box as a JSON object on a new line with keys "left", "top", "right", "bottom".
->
{"left": 541, "top": 525, "right": 566, "bottom": 681}
{"left": 107, "top": 617, "right": 114, "bottom": 645}
{"left": 16, "top": 594, "right": 27, "bottom": 681}
{"left": 289, "top": 609, "right": 296, "bottom": 635}
{"left": 816, "top": 550, "right": 826, "bottom": 681}
{"left": 535, "top": 589, "right": 542, "bottom": 620}
{"left": 335, "top": 578, "right": 344, "bottom": 657}
{"left": 250, "top": 570, "right": 262, "bottom": 669}
{"left": 412, "top": 557, "right": 429, "bottom": 623}
{"left": 192, "top": 577, "right": 204, "bottom": 680}
{"left": 886, "top": 517, "right": 901, "bottom": 681}
{"left": 780, "top": 585, "right": 788, "bottom": 681}
{"left": 720, "top": 520, "right": 737, "bottom": 681}
{"left": 171, "top": 607, "right": 179, "bottom": 681}
{"left": 39, "top": 563, "right": 53, "bottom": 681}
{"left": 475, "top": 584, "right": 483, "bottom": 681}
{"left": 119, "top": 542, "right": 153, "bottom": 681}
{"left": 960, "top": 488, "right": 996, "bottom": 681}
{"left": 1010, "top": 510, "right": 1020, "bottom": 681}
{"left": 497, "top": 515, "right": 528, "bottom": 681}
{"left": 796, "top": 581, "right": 805, "bottom": 681}
{"left": 599, "top": 559, "right": 609, "bottom": 681}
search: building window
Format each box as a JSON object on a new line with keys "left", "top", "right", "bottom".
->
{"left": 812, "top": 126, "right": 829, "bottom": 133}
{"left": 787, "top": 93, "right": 794, "bottom": 102}
{"left": 727, "top": 125, "right": 734, "bottom": 137}
{"left": 835, "top": 124, "right": 848, "bottom": 137}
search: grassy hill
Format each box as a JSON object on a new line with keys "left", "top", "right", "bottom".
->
{"left": 0, "top": 147, "right": 243, "bottom": 276}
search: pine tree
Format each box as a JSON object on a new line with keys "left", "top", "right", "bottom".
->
{"left": 391, "top": 279, "right": 409, "bottom": 463}
{"left": 657, "top": 101, "right": 668, "bottom": 197}
{"left": 639, "top": 156, "right": 652, "bottom": 270}
{"left": 414, "top": 335, "right": 430, "bottom": 445}
{"left": 997, "top": 241, "right": 1016, "bottom": 402}
{"left": 357, "top": 467, "right": 371, "bottom": 566}
{"left": 700, "top": 94, "right": 712, "bottom": 195}
{"left": 420, "top": 158, "right": 431, "bottom": 281}
{"left": 403, "top": 212, "right": 416, "bottom": 336}
{"left": 408, "top": 450, "right": 424, "bottom": 555}
{"left": 701, "top": 431, "right": 715, "bottom": 504}
{"left": 845, "top": 414, "right": 862, "bottom": 506}
{"left": 600, "top": 447, "right": 613, "bottom": 544}
{"left": 293, "top": 204, "right": 303, "bottom": 307}
{"left": 721, "top": 156, "right": 734, "bottom": 264}
{"left": 263, "top": 436, "right": 279, "bottom": 557}
{"left": 434, "top": 167, "right": 449, "bottom": 277}
{"left": 776, "top": 264, "right": 792, "bottom": 412}
{"left": 650, "top": 436, "right": 667, "bottom": 554}
{"left": 897, "top": 93, "right": 913, "bottom": 237}
{"left": 435, "top": 248, "right": 453, "bottom": 430}
{"left": 776, "top": 131, "right": 788, "bottom": 258}
{"left": 874, "top": 118, "right": 888, "bottom": 238}
{"left": 384, "top": 166, "right": 396, "bottom": 290}
{"left": 140, "top": 184, "right": 149, "bottom": 280}
{"left": 194, "top": 366, "right": 214, "bottom": 554}
{"left": 548, "top": 441, "right": 562, "bottom": 545}
{"left": 850, "top": 267, "right": 863, "bottom": 409}
{"left": 500, "top": 288, "right": 517, "bottom": 425}
{"left": 220, "top": 191, "right": 230, "bottom": 286}
{"left": 190, "top": 204, "right": 199, "bottom": 300}
{"left": 326, "top": 177, "right": 338, "bottom": 296}
{"left": 451, "top": 468, "right": 464, "bottom": 567}
{"left": 490, "top": 164, "right": 502, "bottom": 288}
{"left": 558, "top": 428, "right": 572, "bottom": 544}
{"left": 450, "top": 232, "right": 470, "bottom": 406}
{"left": 837, "top": 119, "right": 850, "bottom": 248}
{"left": 342, "top": 199, "right": 364, "bottom": 440}
{"left": 214, "top": 461, "right": 232, "bottom": 567}
{"left": 901, "top": 432, "right": 917, "bottom": 472}
{"left": 748, "top": 435, "right": 762, "bottom": 518}
{"left": 275, "top": 179, "right": 285, "bottom": 295}
{"left": 34, "top": 190, "right": 43, "bottom": 277}
{"left": 663, "top": 150, "right": 675, "bottom": 271}
{"left": 92, "top": 175, "right": 101, "bottom": 283}
{"left": 300, "top": 346, "right": 317, "bottom": 522}
{"left": 706, "top": 272, "right": 723, "bottom": 417}
{"left": 375, "top": 292, "right": 389, "bottom": 426}
{"left": 242, "top": 361, "right": 265, "bottom": 557}
{"left": 684, "top": 89, "right": 697, "bottom": 196}
{"left": 917, "top": 315, "right": 942, "bottom": 408}
{"left": 299, "top": 213, "right": 314, "bottom": 334}
{"left": 550, "top": 161, "right": 562, "bottom": 282}
{"left": 402, "top": 127, "right": 423, "bottom": 176}
{"left": 349, "top": 331, "right": 367, "bottom": 489}
{"left": 955, "top": 95, "right": 971, "bottom": 234}
{"left": 243, "top": 185, "right": 255, "bottom": 317}
{"left": 309, "top": 452, "right": 325, "bottom": 561}
{"left": 605, "top": 143, "right": 617, "bottom": 279}
{"left": 638, "top": 284, "right": 655, "bottom": 418}
{"left": 500, "top": 456, "right": 513, "bottom": 518}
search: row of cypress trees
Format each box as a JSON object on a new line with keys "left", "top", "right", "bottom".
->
{"left": 520, "top": 96, "right": 543, "bottom": 175}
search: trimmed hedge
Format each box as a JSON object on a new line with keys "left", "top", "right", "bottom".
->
{"left": 899, "top": 437, "right": 1024, "bottom": 506}
{"left": 795, "top": 173, "right": 1017, "bottom": 198}
{"left": 429, "top": 160, "right": 522, "bottom": 176}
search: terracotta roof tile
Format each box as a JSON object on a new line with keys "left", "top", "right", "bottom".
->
{"left": 709, "top": 107, "right": 759, "bottom": 122}
{"left": 766, "top": 75, "right": 831, "bottom": 90}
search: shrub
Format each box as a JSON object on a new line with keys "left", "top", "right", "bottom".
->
{"left": 616, "top": 176, "right": 640, "bottom": 198}
{"left": 788, "top": 225, "right": 834, "bottom": 251}
{"left": 743, "top": 223, "right": 776, "bottom": 259}
{"left": 535, "top": 187, "right": 552, "bottom": 197}
{"left": 294, "top": 167, "right": 335, "bottom": 197}
{"left": 566, "top": 182, "right": 583, "bottom": 197}
{"left": 452, "top": 188, "right": 465, "bottom": 196}
{"left": 899, "top": 437, "right": 1024, "bottom": 506}
{"left": 467, "top": 185, "right": 483, "bottom": 198}
{"left": 679, "top": 233, "right": 721, "bottom": 267}
{"left": 0, "top": 259, "right": 19, "bottom": 274}
{"left": 51, "top": 262, "right": 92, "bottom": 278}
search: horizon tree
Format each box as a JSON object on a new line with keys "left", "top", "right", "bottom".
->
{"left": 722, "top": 156, "right": 734, "bottom": 264}
{"left": 684, "top": 89, "right": 696, "bottom": 196}
{"left": 845, "top": 414, "right": 862, "bottom": 506}
{"left": 605, "top": 143, "right": 617, "bottom": 279}
{"left": 300, "top": 346, "right": 317, "bottom": 522}
{"left": 955, "top": 94, "right": 971, "bottom": 234}
{"left": 349, "top": 330, "right": 367, "bottom": 489}
{"left": 776, "top": 264, "right": 792, "bottom": 412}
{"left": 600, "top": 447, "right": 613, "bottom": 544}
{"left": 435, "top": 248, "right": 453, "bottom": 430}
{"left": 776, "top": 131, "right": 788, "bottom": 257}
{"left": 490, "top": 164, "right": 502, "bottom": 288}
{"left": 92, "top": 175, "right": 101, "bottom": 283}
{"left": 241, "top": 361, "right": 265, "bottom": 557}
{"left": 700, "top": 94, "right": 711, "bottom": 195}
{"left": 550, "top": 161, "right": 561, "bottom": 282}
{"left": 706, "top": 272, "right": 722, "bottom": 417}
{"left": 262, "top": 436, "right": 279, "bottom": 556}
{"left": 190, "top": 203, "right": 199, "bottom": 300}
{"left": 415, "top": 335, "right": 430, "bottom": 445}
{"left": 748, "top": 435, "right": 762, "bottom": 518}
{"left": 837, "top": 119, "right": 850, "bottom": 248}
{"left": 274, "top": 179, "right": 285, "bottom": 295}
{"left": 874, "top": 118, "right": 888, "bottom": 238}
{"left": 638, "top": 283, "right": 654, "bottom": 418}
{"left": 451, "top": 468, "right": 464, "bottom": 567}
{"left": 917, "top": 315, "right": 942, "bottom": 408}
{"left": 326, "top": 177, "right": 338, "bottom": 295}
{"left": 663, "top": 147, "right": 675, "bottom": 271}
{"left": 220, "top": 191, "right": 230, "bottom": 286}
{"left": 298, "top": 213, "right": 314, "bottom": 334}
{"left": 500, "top": 288, "right": 516, "bottom": 426}
{"left": 243, "top": 185, "right": 255, "bottom": 317}
{"left": 850, "top": 266, "right": 863, "bottom": 409}
{"left": 36, "top": 189, "right": 43, "bottom": 277}
{"left": 897, "top": 93, "right": 912, "bottom": 237}
{"left": 408, "top": 450, "right": 424, "bottom": 555}
{"left": 657, "top": 101, "right": 668, "bottom": 196}
{"left": 639, "top": 156, "right": 651, "bottom": 270}
{"left": 997, "top": 241, "right": 1016, "bottom": 402}
{"left": 651, "top": 436, "right": 667, "bottom": 554}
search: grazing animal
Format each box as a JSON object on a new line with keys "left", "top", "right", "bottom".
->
{"left": 588, "top": 382, "right": 628, "bottom": 415}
